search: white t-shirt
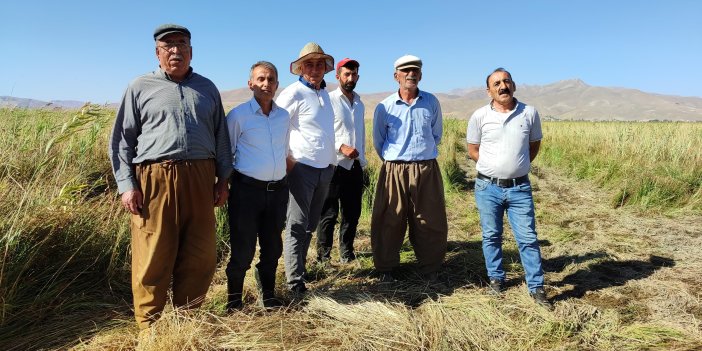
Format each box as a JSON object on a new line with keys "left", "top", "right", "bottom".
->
{"left": 466, "top": 100, "right": 542, "bottom": 178}
{"left": 329, "top": 88, "right": 367, "bottom": 170}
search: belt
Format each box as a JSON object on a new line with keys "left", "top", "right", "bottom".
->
{"left": 233, "top": 171, "right": 287, "bottom": 192}
{"left": 477, "top": 172, "right": 529, "bottom": 188}
{"left": 139, "top": 159, "right": 186, "bottom": 166}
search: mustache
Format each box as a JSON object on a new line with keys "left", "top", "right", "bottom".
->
{"left": 499, "top": 88, "right": 510, "bottom": 94}
{"left": 169, "top": 54, "right": 184, "bottom": 61}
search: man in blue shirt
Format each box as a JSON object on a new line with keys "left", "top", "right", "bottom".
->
{"left": 371, "top": 55, "right": 448, "bottom": 283}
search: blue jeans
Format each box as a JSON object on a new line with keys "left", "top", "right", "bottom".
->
{"left": 474, "top": 178, "right": 545, "bottom": 292}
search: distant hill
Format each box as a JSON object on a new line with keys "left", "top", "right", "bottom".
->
{"left": 221, "top": 79, "right": 702, "bottom": 121}
{"left": 0, "top": 96, "right": 87, "bottom": 109}
{"left": 4, "top": 79, "right": 701, "bottom": 121}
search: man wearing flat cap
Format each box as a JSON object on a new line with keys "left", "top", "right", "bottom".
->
{"left": 109, "top": 23, "right": 232, "bottom": 329}
{"left": 316, "top": 58, "right": 366, "bottom": 264}
{"left": 371, "top": 54, "right": 448, "bottom": 283}
{"left": 276, "top": 42, "right": 336, "bottom": 294}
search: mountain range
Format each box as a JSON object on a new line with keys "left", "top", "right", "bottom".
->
{"left": 3, "top": 79, "right": 701, "bottom": 121}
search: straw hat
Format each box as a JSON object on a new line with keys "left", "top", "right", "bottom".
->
{"left": 290, "top": 42, "right": 334, "bottom": 75}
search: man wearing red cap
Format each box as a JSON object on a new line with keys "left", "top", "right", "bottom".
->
{"left": 316, "top": 58, "right": 366, "bottom": 264}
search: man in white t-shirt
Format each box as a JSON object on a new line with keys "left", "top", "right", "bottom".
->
{"left": 276, "top": 42, "right": 336, "bottom": 294}
{"left": 466, "top": 67, "right": 553, "bottom": 310}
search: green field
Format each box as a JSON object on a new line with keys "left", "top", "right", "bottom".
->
{"left": 1, "top": 107, "right": 700, "bottom": 350}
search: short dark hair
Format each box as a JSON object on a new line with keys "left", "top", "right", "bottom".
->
{"left": 337, "top": 60, "right": 359, "bottom": 74}
{"left": 486, "top": 67, "right": 512, "bottom": 88}
{"left": 249, "top": 61, "right": 278, "bottom": 80}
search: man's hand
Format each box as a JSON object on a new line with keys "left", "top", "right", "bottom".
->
{"left": 121, "top": 189, "right": 143, "bottom": 215}
{"left": 213, "top": 178, "right": 229, "bottom": 207}
{"left": 339, "top": 144, "right": 359, "bottom": 159}
{"left": 286, "top": 155, "right": 297, "bottom": 173}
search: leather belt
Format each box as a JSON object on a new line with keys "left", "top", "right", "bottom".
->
{"left": 233, "top": 171, "right": 287, "bottom": 192}
{"left": 477, "top": 172, "right": 529, "bottom": 188}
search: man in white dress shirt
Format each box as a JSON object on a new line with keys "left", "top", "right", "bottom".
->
{"left": 225, "top": 61, "right": 289, "bottom": 310}
{"left": 317, "top": 58, "right": 366, "bottom": 264}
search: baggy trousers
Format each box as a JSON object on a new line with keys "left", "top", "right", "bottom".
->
{"left": 131, "top": 159, "right": 217, "bottom": 329}
{"left": 370, "top": 159, "right": 448, "bottom": 274}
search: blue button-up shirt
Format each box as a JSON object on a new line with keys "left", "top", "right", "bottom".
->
{"left": 372, "top": 90, "right": 443, "bottom": 161}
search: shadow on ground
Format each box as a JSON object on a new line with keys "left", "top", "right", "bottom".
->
{"left": 305, "top": 239, "right": 488, "bottom": 308}
{"left": 551, "top": 254, "right": 675, "bottom": 301}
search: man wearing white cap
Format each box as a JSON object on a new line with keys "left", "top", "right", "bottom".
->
{"left": 317, "top": 58, "right": 366, "bottom": 264}
{"left": 276, "top": 42, "right": 336, "bottom": 294}
{"left": 371, "top": 54, "right": 448, "bottom": 283}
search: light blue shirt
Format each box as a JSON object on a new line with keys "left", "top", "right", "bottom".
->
{"left": 226, "top": 98, "right": 290, "bottom": 181}
{"left": 373, "top": 90, "right": 443, "bottom": 161}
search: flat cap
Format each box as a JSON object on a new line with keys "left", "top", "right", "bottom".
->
{"left": 394, "top": 54, "right": 422, "bottom": 70}
{"left": 153, "top": 23, "right": 191, "bottom": 41}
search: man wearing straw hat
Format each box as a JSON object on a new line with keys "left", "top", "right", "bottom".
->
{"left": 276, "top": 42, "right": 336, "bottom": 294}
{"left": 371, "top": 54, "right": 448, "bottom": 283}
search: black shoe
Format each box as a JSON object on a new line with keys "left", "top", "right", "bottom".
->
{"left": 226, "top": 298, "right": 243, "bottom": 312}
{"left": 290, "top": 283, "right": 308, "bottom": 295}
{"left": 488, "top": 278, "right": 504, "bottom": 295}
{"left": 378, "top": 272, "right": 397, "bottom": 283}
{"left": 530, "top": 288, "right": 554, "bottom": 310}
{"left": 260, "top": 291, "right": 284, "bottom": 309}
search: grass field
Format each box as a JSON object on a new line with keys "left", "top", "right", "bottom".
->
{"left": 0, "top": 107, "right": 700, "bottom": 350}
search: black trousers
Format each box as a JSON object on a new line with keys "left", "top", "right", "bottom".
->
{"left": 226, "top": 175, "right": 289, "bottom": 286}
{"left": 317, "top": 160, "right": 364, "bottom": 261}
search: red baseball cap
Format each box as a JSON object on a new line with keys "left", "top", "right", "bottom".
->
{"left": 336, "top": 58, "right": 360, "bottom": 71}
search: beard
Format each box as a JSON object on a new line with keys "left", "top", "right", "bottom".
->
{"left": 342, "top": 81, "right": 356, "bottom": 92}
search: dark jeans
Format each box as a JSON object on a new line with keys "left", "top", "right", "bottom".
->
{"left": 317, "top": 160, "right": 364, "bottom": 261}
{"left": 226, "top": 174, "right": 289, "bottom": 285}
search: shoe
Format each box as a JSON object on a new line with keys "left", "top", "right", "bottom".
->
{"left": 488, "top": 278, "right": 504, "bottom": 295}
{"left": 290, "top": 283, "right": 308, "bottom": 295}
{"left": 530, "top": 288, "right": 554, "bottom": 310}
{"left": 226, "top": 298, "right": 243, "bottom": 312}
{"left": 259, "top": 291, "right": 284, "bottom": 309}
{"left": 378, "top": 272, "right": 397, "bottom": 283}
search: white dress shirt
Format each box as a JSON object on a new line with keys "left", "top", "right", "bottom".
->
{"left": 226, "top": 98, "right": 290, "bottom": 181}
{"left": 330, "top": 87, "right": 367, "bottom": 170}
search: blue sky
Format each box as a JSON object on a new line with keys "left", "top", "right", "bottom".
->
{"left": 2, "top": 0, "right": 700, "bottom": 103}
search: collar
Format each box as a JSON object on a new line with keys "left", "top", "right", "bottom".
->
{"left": 394, "top": 89, "right": 423, "bottom": 104}
{"left": 299, "top": 76, "right": 326, "bottom": 90}
{"left": 490, "top": 98, "right": 519, "bottom": 112}
{"left": 249, "top": 97, "right": 277, "bottom": 115}
{"left": 158, "top": 67, "right": 194, "bottom": 82}
{"left": 336, "top": 86, "right": 358, "bottom": 103}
